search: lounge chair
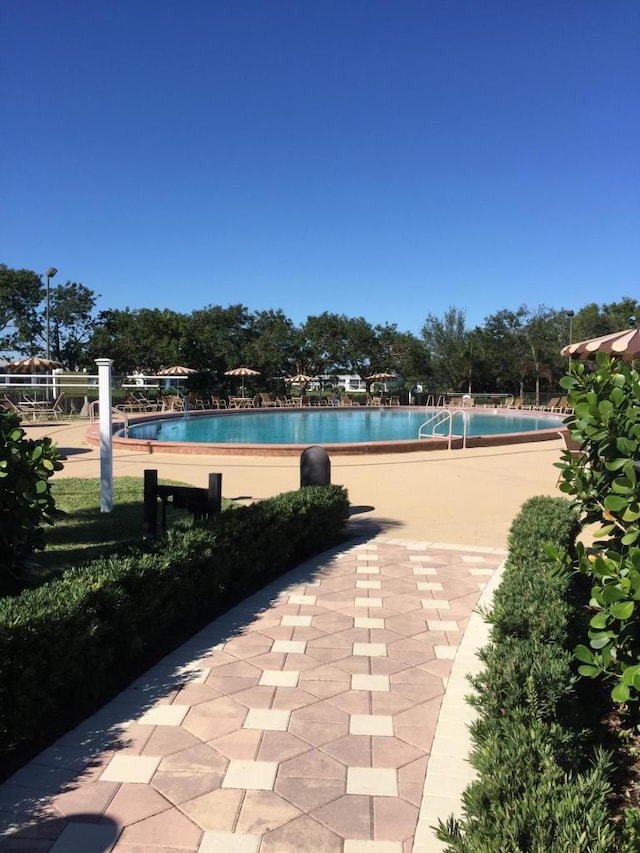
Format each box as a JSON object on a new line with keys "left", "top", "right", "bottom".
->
{"left": 31, "top": 392, "right": 69, "bottom": 420}
{"left": 1, "top": 395, "right": 25, "bottom": 420}
{"left": 187, "top": 393, "right": 205, "bottom": 410}
{"left": 162, "top": 395, "right": 184, "bottom": 412}
{"left": 210, "top": 396, "right": 227, "bottom": 409}
{"left": 536, "top": 396, "right": 560, "bottom": 412}
{"left": 259, "top": 392, "right": 278, "bottom": 407}
{"left": 119, "top": 394, "right": 157, "bottom": 412}
{"left": 553, "top": 396, "right": 573, "bottom": 414}
{"left": 505, "top": 397, "right": 524, "bottom": 409}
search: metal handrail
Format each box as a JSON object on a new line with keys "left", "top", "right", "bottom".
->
{"left": 418, "top": 408, "right": 468, "bottom": 450}
{"left": 89, "top": 399, "right": 129, "bottom": 437}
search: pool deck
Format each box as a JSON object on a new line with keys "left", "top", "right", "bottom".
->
{"left": 0, "top": 419, "right": 565, "bottom": 852}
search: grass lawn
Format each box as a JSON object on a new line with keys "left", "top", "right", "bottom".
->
{"left": 40, "top": 476, "right": 234, "bottom": 571}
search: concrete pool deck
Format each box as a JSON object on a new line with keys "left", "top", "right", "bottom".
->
{"left": 0, "top": 420, "right": 565, "bottom": 851}
{"left": 27, "top": 417, "right": 564, "bottom": 546}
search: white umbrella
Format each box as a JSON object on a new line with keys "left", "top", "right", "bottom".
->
{"left": 224, "top": 366, "right": 261, "bottom": 397}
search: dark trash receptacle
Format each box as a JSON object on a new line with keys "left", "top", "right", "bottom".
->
{"left": 300, "top": 446, "right": 331, "bottom": 487}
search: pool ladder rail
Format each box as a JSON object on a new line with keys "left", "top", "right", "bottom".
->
{"left": 89, "top": 399, "right": 130, "bottom": 437}
{"left": 418, "top": 407, "right": 468, "bottom": 449}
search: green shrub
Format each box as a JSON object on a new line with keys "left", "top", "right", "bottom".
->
{"left": 435, "top": 495, "right": 625, "bottom": 851}
{"left": 0, "top": 484, "right": 349, "bottom": 765}
{"left": 556, "top": 355, "right": 640, "bottom": 704}
{"left": 0, "top": 410, "right": 64, "bottom": 588}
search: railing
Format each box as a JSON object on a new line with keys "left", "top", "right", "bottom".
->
{"left": 89, "top": 400, "right": 129, "bottom": 437}
{"left": 418, "top": 408, "right": 468, "bottom": 450}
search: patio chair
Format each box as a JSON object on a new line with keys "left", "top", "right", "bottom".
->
{"left": 1, "top": 395, "right": 25, "bottom": 420}
{"left": 34, "top": 392, "right": 69, "bottom": 420}
{"left": 553, "top": 396, "right": 574, "bottom": 414}
{"left": 210, "top": 396, "right": 228, "bottom": 409}
{"left": 187, "top": 393, "right": 205, "bottom": 410}
{"left": 259, "top": 392, "right": 278, "bottom": 407}
{"left": 162, "top": 395, "right": 184, "bottom": 412}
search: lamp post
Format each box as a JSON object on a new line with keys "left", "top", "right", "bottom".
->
{"left": 45, "top": 267, "right": 58, "bottom": 361}
{"left": 566, "top": 310, "right": 575, "bottom": 372}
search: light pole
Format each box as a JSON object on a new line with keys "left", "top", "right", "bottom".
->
{"left": 566, "top": 310, "right": 575, "bottom": 372}
{"left": 45, "top": 267, "right": 58, "bottom": 361}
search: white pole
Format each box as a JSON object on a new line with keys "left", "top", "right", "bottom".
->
{"left": 95, "top": 358, "right": 114, "bottom": 512}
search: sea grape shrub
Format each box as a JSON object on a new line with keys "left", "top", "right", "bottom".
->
{"left": 0, "top": 409, "right": 64, "bottom": 586}
{"left": 556, "top": 354, "right": 640, "bottom": 703}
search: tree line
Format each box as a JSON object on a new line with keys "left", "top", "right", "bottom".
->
{"left": 1, "top": 262, "right": 637, "bottom": 398}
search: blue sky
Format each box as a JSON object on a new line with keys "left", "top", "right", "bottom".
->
{"left": 2, "top": 1, "right": 638, "bottom": 334}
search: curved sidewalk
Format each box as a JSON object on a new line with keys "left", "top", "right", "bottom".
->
{"left": 0, "top": 534, "right": 505, "bottom": 853}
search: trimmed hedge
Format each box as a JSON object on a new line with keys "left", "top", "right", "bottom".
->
{"left": 0, "top": 484, "right": 349, "bottom": 766}
{"left": 435, "top": 495, "right": 627, "bottom": 852}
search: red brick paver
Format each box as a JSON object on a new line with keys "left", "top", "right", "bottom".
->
{"left": 0, "top": 537, "right": 504, "bottom": 852}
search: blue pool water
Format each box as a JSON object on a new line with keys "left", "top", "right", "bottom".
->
{"left": 126, "top": 408, "right": 564, "bottom": 445}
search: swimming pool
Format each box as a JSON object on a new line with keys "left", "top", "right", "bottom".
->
{"left": 110, "top": 407, "right": 566, "bottom": 456}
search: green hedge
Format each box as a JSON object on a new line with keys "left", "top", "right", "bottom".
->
{"left": 0, "top": 485, "right": 349, "bottom": 766}
{"left": 435, "top": 495, "right": 628, "bottom": 852}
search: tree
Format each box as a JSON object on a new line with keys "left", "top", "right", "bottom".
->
{"left": 303, "top": 313, "right": 378, "bottom": 386}
{"left": 45, "top": 282, "right": 98, "bottom": 369}
{"left": 521, "top": 306, "right": 566, "bottom": 404}
{"left": 243, "top": 310, "right": 298, "bottom": 388}
{"left": 477, "top": 308, "right": 528, "bottom": 393}
{"left": 388, "top": 330, "right": 431, "bottom": 387}
{"left": 421, "top": 307, "right": 472, "bottom": 393}
{"left": 0, "top": 263, "right": 43, "bottom": 357}
{"left": 571, "top": 297, "right": 640, "bottom": 343}
{"left": 182, "top": 304, "right": 253, "bottom": 378}
{"left": 87, "top": 308, "right": 186, "bottom": 374}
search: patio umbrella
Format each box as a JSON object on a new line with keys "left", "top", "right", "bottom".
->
{"left": 367, "top": 372, "right": 396, "bottom": 391}
{"left": 7, "top": 355, "right": 63, "bottom": 373}
{"left": 286, "top": 373, "right": 315, "bottom": 384}
{"left": 224, "top": 365, "right": 261, "bottom": 397}
{"left": 285, "top": 373, "right": 315, "bottom": 395}
{"left": 157, "top": 366, "right": 197, "bottom": 376}
{"left": 561, "top": 327, "right": 640, "bottom": 362}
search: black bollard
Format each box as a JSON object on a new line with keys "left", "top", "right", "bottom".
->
{"left": 143, "top": 469, "right": 158, "bottom": 538}
{"left": 300, "top": 445, "right": 331, "bottom": 487}
{"left": 207, "top": 472, "right": 223, "bottom": 516}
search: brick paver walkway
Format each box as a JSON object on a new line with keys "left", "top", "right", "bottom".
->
{"left": 0, "top": 537, "right": 505, "bottom": 852}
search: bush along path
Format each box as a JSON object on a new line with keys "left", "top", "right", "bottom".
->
{"left": 0, "top": 485, "right": 350, "bottom": 771}
{"left": 556, "top": 354, "right": 640, "bottom": 707}
{"left": 0, "top": 409, "right": 64, "bottom": 593}
{"left": 435, "top": 495, "right": 640, "bottom": 852}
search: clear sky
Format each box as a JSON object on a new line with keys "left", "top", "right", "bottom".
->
{"left": 2, "top": 1, "right": 638, "bottom": 334}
